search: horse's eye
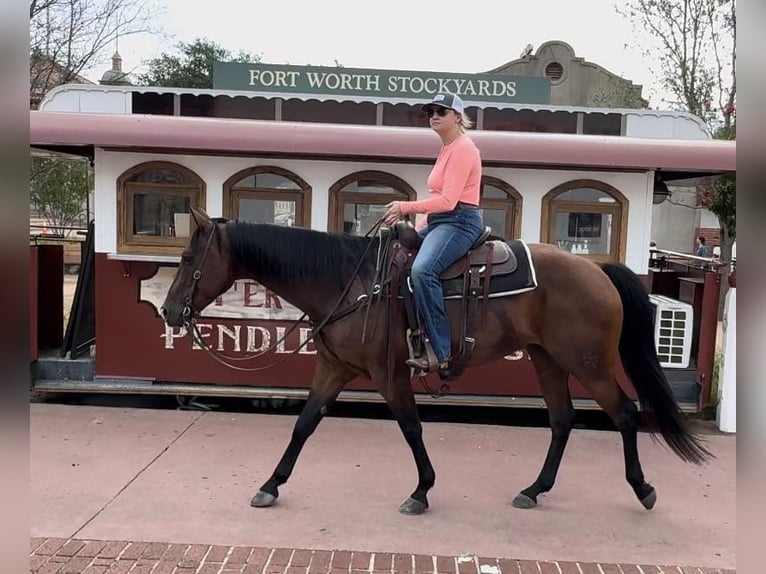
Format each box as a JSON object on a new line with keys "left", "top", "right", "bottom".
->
{"left": 181, "top": 255, "right": 194, "bottom": 265}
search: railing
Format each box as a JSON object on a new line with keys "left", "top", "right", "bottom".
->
{"left": 647, "top": 246, "right": 731, "bottom": 408}
{"left": 649, "top": 248, "right": 730, "bottom": 273}
{"left": 29, "top": 224, "right": 89, "bottom": 242}
{"left": 30, "top": 224, "right": 90, "bottom": 266}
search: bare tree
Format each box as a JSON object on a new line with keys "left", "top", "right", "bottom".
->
{"left": 619, "top": 0, "right": 736, "bottom": 316}
{"left": 29, "top": 0, "right": 158, "bottom": 107}
{"left": 618, "top": 0, "right": 735, "bottom": 130}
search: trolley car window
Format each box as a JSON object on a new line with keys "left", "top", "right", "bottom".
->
{"left": 479, "top": 177, "right": 522, "bottom": 240}
{"left": 329, "top": 171, "right": 416, "bottom": 236}
{"left": 223, "top": 167, "right": 311, "bottom": 228}
{"left": 541, "top": 180, "right": 628, "bottom": 263}
{"left": 233, "top": 173, "right": 302, "bottom": 190}
{"left": 117, "top": 161, "right": 206, "bottom": 254}
{"left": 132, "top": 193, "right": 190, "bottom": 236}
{"left": 238, "top": 198, "right": 298, "bottom": 227}
{"left": 582, "top": 112, "right": 622, "bottom": 136}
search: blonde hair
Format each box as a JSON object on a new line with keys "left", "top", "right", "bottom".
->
{"left": 457, "top": 111, "right": 474, "bottom": 131}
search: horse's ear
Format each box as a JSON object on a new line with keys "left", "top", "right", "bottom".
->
{"left": 189, "top": 204, "right": 211, "bottom": 229}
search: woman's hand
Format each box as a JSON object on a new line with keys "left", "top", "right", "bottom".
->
{"left": 383, "top": 201, "right": 405, "bottom": 226}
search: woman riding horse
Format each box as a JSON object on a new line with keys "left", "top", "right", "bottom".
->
{"left": 160, "top": 202, "right": 711, "bottom": 516}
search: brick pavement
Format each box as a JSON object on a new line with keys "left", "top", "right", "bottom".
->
{"left": 30, "top": 538, "right": 735, "bottom": 574}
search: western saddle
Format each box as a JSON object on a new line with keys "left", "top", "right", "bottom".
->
{"left": 382, "top": 221, "right": 515, "bottom": 385}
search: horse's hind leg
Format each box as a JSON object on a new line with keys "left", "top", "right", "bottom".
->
{"left": 251, "top": 358, "right": 354, "bottom": 508}
{"left": 382, "top": 373, "right": 436, "bottom": 515}
{"left": 583, "top": 376, "right": 657, "bottom": 509}
{"left": 512, "top": 345, "right": 575, "bottom": 509}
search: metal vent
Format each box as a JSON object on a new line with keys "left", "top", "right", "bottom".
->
{"left": 545, "top": 62, "right": 564, "bottom": 81}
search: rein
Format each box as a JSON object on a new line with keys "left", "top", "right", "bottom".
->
{"left": 181, "top": 219, "right": 388, "bottom": 373}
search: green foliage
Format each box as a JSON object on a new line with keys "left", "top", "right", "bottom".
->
{"left": 715, "top": 121, "right": 736, "bottom": 141}
{"left": 699, "top": 121, "right": 736, "bottom": 237}
{"left": 31, "top": 157, "right": 90, "bottom": 236}
{"left": 707, "top": 174, "right": 736, "bottom": 236}
{"left": 137, "top": 38, "right": 261, "bottom": 89}
{"left": 620, "top": 0, "right": 736, "bottom": 237}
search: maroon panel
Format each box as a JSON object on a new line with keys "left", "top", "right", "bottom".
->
{"left": 95, "top": 254, "right": 337, "bottom": 388}
{"left": 30, "top": 247, "right": 39, "bottom": 362}
{"left": 93, "top": 255, "right": 641, "bottom": 401}
{"left": 697, "top": 272, "right": 722, "bottom": 405}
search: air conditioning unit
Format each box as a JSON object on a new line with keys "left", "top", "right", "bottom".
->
{"left": 649, "top": 294, "right": 694, "bottom": 368}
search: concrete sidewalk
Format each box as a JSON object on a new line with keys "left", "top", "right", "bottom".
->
{"left": 30, "top": 403, "right": 736, "bottom": 573}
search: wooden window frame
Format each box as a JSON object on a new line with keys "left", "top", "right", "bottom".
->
{"left": 328, "top": 170, "right": 416, "bottom": 232}
{"left": 541, "top": 179, "right": 629, "bottom": 263}
{"left": 480, "top": 176, "right": 522, "bottom": 240}
{"left": 117, "top": 161, "right": 206, "bottom": 255}
{"left": 223, "top": 166, "right": 312, "bottom": 227}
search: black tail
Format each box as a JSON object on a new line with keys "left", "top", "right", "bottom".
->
{"left": 600, "top": 262, "right": 713, "bottom": 464}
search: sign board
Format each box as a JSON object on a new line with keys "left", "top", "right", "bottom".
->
{"left": 141, "top": 267, "right": 316, "bottom": 354}
{"left": 213, "top": 62, "right": 551, "bottom": 105}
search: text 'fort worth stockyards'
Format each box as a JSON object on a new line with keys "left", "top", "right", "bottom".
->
{"left": 212, "top": 62, "right": 551, "bottom": 104}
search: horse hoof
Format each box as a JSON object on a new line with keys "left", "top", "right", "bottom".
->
{"left": 399, "top": 497, "right": 428, "bottom": 515}
{"left": 640, "top": 488, "right": 657, "bottom": 510}
{"left": 250, "top": 490, "right": 277, "bottom": 508}
{"left": 511, "top": 493, "right": 537, "bottom": 509}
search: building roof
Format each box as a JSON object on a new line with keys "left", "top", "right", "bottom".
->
{"left": 29, "top": 57, "right": 95, "bottom": 107}
{"left": 37, "top": 83, "right": 712, "bottom": 134}
{"left": 99, "top": 51, "right": 132, "bottom": 86}
{"left": 29, "top": 110, "right": 735, "bottom": 179}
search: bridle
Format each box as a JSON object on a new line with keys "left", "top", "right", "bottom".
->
{"left": 181, "top": 221, "right": 218, "bottom": 322}
{"left": 179, "top": 219, "right": 388, "bottom": 373}
{"left": 179, "top": 222, "right": 309, "bottom": 372}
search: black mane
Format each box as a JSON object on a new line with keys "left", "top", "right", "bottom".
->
{"left": 224, "top": 222, "right": 381, "bottom": 288}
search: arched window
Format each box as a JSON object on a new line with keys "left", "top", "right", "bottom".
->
{"left": 541, "top": 179, "right": 628, "bottom": 263}
{"left": 328, "top": 171, "right": 416, "bottom": 235}
{"left": 223, "top": 166, "right": 311, "bottom": 227}
{"left": 479, "top": 176, "right": 522, "bottom": 240}
{"left": 117, "top": 161, "right": 206, "bottom": 253}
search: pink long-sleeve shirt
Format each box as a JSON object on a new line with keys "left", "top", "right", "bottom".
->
{"left": 400, "top": 134, "right": 482, "bottom": 216}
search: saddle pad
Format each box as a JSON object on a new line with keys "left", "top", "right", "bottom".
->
{"left": 442, "top": 239, "right": 538, "bottom": 299}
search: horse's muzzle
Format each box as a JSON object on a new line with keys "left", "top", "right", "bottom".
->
{"left": 160, "top": 303, "right": 185, "bottom": 327}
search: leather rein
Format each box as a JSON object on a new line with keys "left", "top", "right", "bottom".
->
{"left": 180, "top": 219, "right": 387, "bottom": 373}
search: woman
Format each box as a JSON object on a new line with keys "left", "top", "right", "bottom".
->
{"left": 695, "top": 235, "right": 709, "bottom": 257}
{"left": 382, "top": 92, "right": 484, "bottom": 373}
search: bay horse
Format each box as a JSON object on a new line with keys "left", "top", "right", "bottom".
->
{"left": 160, "top": 206, "right": 711, "bottom": 515}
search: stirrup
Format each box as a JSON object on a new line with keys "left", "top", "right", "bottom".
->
{"left": 405, "top": 339, "right": 441, "bottom": 373}
{"left": 405, "top": 327, "right": 423, "bottom": 362}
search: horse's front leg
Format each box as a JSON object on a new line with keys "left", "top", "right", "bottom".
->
{"left": 378, "top": 371, "right": 436, "bottom": 515}
{"left": 251, "top": 357, "right": 354, "bottom": 508}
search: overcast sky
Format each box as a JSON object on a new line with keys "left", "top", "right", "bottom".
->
{"left": 94, "top": 0, "right": 673, "bottom": 107}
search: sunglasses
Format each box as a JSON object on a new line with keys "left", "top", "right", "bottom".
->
{"left": 425, "top": 107, "right": 451, "bottom": 118}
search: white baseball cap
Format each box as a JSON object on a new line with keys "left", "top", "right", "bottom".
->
{"left": 421, "top": 92, "right": 465, "bottom": 114}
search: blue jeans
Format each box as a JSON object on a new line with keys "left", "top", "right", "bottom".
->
{"left": 412, "top": 208, "right": 484, "bottom": 362}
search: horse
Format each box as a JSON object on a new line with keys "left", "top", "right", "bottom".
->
{"left": 160, "top": 206, "right": 711, "bottom": 516}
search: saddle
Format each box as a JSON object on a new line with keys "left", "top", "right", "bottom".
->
{"left": 395, "top": 223, "right": 518, "bottom": 279}
{"left": 384, "top": 221, "right": 526, "bottom": 385}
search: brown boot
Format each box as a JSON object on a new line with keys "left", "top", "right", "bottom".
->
{"left": 405, "top": 356, "right": 432, "bottom": 371}
{"left": 406, "top": 355, "right": 450, "bottom": 373}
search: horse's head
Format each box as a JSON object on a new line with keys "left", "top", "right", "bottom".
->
{"left": 160, "top": 205, "right": 234, "bottom": 327}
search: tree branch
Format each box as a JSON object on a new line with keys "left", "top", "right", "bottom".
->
{"left": 30, "top": 0, "right": 158, "bottom": 96}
